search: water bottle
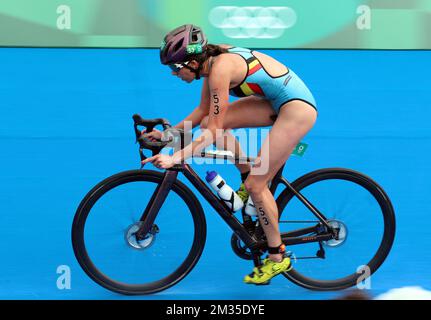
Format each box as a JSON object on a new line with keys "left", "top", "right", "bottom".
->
{"left": 205, "top": 171, "right": 244, "bottom": 212}
{"left": 244, "top": 196, "right": 258, "bottom": 217}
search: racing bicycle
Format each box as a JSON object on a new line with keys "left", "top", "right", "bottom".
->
{"left": 72, "top": 115, "right": 396, "bottom": 295}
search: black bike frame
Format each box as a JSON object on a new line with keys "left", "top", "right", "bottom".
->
{"left": 135, "top": 152, "right": 337, "bottom": 262}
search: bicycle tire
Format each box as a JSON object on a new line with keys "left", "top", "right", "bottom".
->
{"left": 72, "top": 169, "right": 207, "bottom": 295}
{"left": 276, "top": 168, "right": 396, "bottom": 291}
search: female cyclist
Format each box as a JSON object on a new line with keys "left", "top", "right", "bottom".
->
{"left": 142, "top": 24, "right": 318, "bottom": 285}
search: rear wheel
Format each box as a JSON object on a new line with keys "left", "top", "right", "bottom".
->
{"left": 276, "top": 168, "right": 396, "bottom": 291}
{"left": 72, "top": 170, "right": 207, "bottom": 295}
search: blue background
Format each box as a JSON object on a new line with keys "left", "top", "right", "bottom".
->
{"left": 0, "top": 48, "right": 430, "bottom": 299}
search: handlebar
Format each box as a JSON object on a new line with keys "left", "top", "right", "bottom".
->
{"left": 133, "top": 114, "right": 185, "bottom": 167}
{"left": 133, "top": 114, "right": 171, "bottom": 133}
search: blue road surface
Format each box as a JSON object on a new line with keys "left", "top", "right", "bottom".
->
{"left": 0, "top": 48, "right": 430, "bottom": 299}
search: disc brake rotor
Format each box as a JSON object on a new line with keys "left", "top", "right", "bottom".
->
{"left": 322, "top": 219, "right": 348, "bottom": 247}
{"left": 125, "top": 222, "right": 159, "bottom": 250}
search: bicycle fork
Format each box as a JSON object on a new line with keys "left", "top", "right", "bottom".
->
{"left": 135, "top": 170, "right": 178, "bottom": 241}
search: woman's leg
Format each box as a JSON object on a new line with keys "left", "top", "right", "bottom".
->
{"left": 200, "top": 96, "right": 276, "bottom": 174}
{"left": 244, "top": 100, "right": 317, "bottom": 262}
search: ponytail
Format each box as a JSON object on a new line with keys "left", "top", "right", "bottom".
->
{"left": 187, "top": 44, "right": 228, "bottom": 64}
{"left": 205, "top": 44, "right": 229, "bottom": 57}
{"left": 186, "top": 44, "right": 229, "bottom": 79}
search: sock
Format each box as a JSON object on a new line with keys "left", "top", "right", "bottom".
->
{"left": 240, "top": 171, "right": 250, "bottom": 183}
{"left": 268, "top": 244, "right": 285, "bottom": 254}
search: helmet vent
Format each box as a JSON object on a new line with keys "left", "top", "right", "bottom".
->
{"left": 164, "top": 43, "right": 172, "bottom": 53}
{"left": 174, "top": 39, "right": 184, "bottom": 52}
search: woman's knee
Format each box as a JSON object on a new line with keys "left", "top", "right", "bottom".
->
{"left": 244, "top": 176, "right": 268, "bottom": 195}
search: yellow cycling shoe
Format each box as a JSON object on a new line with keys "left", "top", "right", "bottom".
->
{"left": 237, "top": 183, "right": 249, "bottom": 203}
{"left": 243, "top": 257, "right": 292, "bottom": 285}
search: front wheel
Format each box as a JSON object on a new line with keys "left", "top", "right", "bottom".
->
{"left": 72, "top": 170, "right": 207, "bottom": 295}
{"left": 276, "top": 168, "right": 396, "bottom": 291}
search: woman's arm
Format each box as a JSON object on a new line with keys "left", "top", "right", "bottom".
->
{"left": 173, "top": 78, "right": 210, "bottom": 130}
{"left": 172, "top": 57, "right": 231, "bottom": 164}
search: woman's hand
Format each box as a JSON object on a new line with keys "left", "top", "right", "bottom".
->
{"left": 141, "top": 128, "right": 163, "bottom": 142}
{"left": 141, "top": 154, "right": 175, "bottom": 169}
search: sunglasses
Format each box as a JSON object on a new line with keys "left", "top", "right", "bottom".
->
{"left": 168, "top": 61, "right": 190, "bottom": 72}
